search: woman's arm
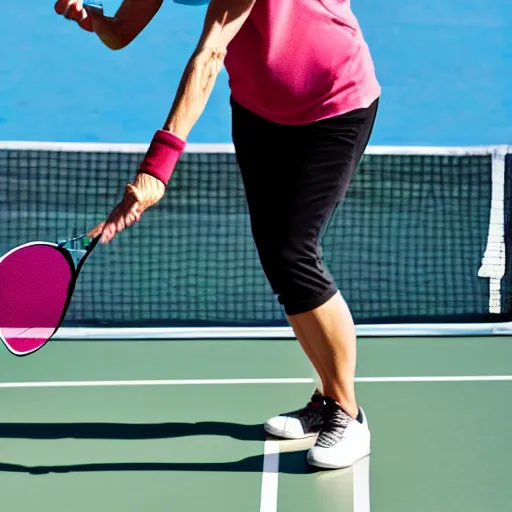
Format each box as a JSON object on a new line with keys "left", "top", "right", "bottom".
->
{"left": 54, "top": 0, "right": 164, "bottom": 50}
{"left": 94, "top": 0, "right": 164, "bottom": 49}
{"left": 162, "top": 0, "right": 256, "bottom": 139}
{"left": 88, "top": 0, "right": 257, "bottom": 244}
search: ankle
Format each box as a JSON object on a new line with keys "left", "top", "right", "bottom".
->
{"left": 323, "top": 393, "right": 358, "bottom": 419}
{"left": 340, "top": 403, "right": 359, "bottom": 420}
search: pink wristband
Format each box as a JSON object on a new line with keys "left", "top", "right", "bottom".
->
{"left": 138, "top": 129, "right": 186, "bottom": 185}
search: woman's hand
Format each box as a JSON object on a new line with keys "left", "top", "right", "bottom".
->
{"left": 54, "top": 0, "right": 102, "bottom": 32}
{"left": 54, "top": 0, "right": 163, "bottom": 49}
{"left": 88, "top": 173, "right": 166, "bottom": 244}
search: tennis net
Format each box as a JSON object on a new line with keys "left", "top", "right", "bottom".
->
{"left": 1, "top": 142, "right": 511, "bottom": 336}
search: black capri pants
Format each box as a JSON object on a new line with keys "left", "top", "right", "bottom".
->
{"left": 231, "top": 97, "right": 379, "bottom": 316}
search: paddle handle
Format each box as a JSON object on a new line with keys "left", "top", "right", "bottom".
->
{"left": 83, "top": 0, "right": 103, "bottom": 15}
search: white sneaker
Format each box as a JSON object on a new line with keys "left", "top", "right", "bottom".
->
{"left": 264, "top": 391, "right": 325, "bottom": 439}
{"left": 307, "top": 398, "right": 371, "bottom": 469}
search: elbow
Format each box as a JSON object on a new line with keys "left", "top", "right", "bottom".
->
{"left": 106, "top": 41, "right": 127, "bottom": 51}
{"left": 98, "top": 29, "right": 135, "bottom": 51}
{"left": 104, "top": 37, "right": 131, "bottom": 51}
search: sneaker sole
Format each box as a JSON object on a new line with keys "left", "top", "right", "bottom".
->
{"left": 264, "top": 423, "right": 318, "bottom": 440}
{"left": 306, "top": 450, "right": 371, "bottom": 470}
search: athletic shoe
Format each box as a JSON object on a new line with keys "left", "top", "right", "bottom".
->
{"left": 264, "top": 391, "right": 325, "bottom": 439}
{"left": 307, "top": 397, "right": 371, "bottom": 469}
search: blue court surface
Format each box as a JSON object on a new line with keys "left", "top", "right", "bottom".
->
{"left": 0, "top": 0, "right": 510, "bottom": 145}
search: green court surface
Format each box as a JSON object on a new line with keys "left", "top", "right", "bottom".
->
{"left": 1, "top": 335, "right": 511, "bottom": 512}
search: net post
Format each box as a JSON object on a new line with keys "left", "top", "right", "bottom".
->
{"left": 478, "top": 146, "right": 508, "bottom": 313}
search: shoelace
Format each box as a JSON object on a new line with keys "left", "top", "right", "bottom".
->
{"left": 291, "top": 393, "right": 325, "bottom": 431}
{"left": 315, "top": 401, "right": 352, "bottom": 448}
{"left": 297, "top": 391, "right": 324, "bottom": 413}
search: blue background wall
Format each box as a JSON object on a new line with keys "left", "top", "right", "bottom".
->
{"left": 0, "top": 0, "right": 510, "bottom": 145}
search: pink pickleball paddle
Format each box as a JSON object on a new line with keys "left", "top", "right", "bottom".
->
{"left": 0, "top": 235, "right": 99, "bottom": 356}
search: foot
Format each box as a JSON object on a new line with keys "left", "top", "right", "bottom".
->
{"left": 307, "top": 398, "right": 370, "bottom": 469}
{"left": 264, "top": 391, "right": 325, "bottom": 439}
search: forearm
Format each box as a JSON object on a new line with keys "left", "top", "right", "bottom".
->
{"left": 163, "top": 47, "right": 226, "bottom": 139}
{"left": 136, "top": 46, "right": 225, "bottom": 185}
{"left": 137, "top": 0, "right": 255, "bottom": 186}
{"left": 92, "top": 16, "right": 123, "bottom": 49}
{"left": 92, "top": 0, "right": 164, "bottom": 50}
{"left": 162, "top": 0, "right": 255, "bottom": 139}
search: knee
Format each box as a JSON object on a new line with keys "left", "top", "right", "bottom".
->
{"left": 256, "top": 242, "right": 337, "bottom": 316}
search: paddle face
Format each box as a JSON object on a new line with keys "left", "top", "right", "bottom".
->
{"left": 0, "top": 237, "right": 98, "bottom": 356}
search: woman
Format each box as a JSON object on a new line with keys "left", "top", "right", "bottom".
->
{"left": 55, "top": 0, "right": 380, "bottom": 470}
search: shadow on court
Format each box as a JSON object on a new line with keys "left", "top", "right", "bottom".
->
{"left": 0, "top": 451, "right": 313, "bottom": 476}
{"left": 0, "top": 421, "right": 319, "bottom": 475}
{"left": 0, "top": 421, "right": 264, "bottom": 441}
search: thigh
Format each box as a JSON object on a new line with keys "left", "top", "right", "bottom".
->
{"left": 231, "top": 97, "right": 379, "bottom": 252}
{"left": 286, "top": 99, "right": 379, "bottom": 250}
{"left": 230, "top": 97, "right": 299, "bottom": 238}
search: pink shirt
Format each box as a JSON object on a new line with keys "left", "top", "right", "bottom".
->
{"left": 224, "top": 0, "right": 381, "bottom": 125}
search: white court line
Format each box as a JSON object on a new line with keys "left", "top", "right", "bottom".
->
{"left": 353, "top": 456, "right": 371, "bottom": 512}
{"left": 356, "top": 375, "right": 512, "bottom": 383}
{"left": 260, "top": 440, "right": 280, "bottom": 512}
{"left": 1, "top": 375, "right": 512, "bottom": 388}
{"left": 0, "top": 378, "right": 314, "bottom": 388}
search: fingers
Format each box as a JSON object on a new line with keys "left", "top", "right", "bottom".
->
{"left": 98, "top": 201, "right": 141, "bottom": 244}
{"left": 124, "top": 204, "right": 141, "bottom": 228}
{"left": 54, "top": 0, "right": 71, "bottom": 15}
{"left": 55, "top": 0, "right": 94, "bottom": 31}
{"left": 100, "top": 226, "right": 115, "bottom": 244}
{"left": 95, "top": 178, "right": 164, "bottom": 244}
{"left": 87, "top": 221, "right": 105, "bottom": 240}
{"left": 99, "top": 203, "right": 122, "bottom": 244}
{"left": 99, "top": 214, "right": 119, "bottom": 244}
{"left": 55, "top": 0, "right": 83, "bottom": 21}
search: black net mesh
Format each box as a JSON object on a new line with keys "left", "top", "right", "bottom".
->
{"left": 1, "top": 145, "right": 510, "bottom": 327}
